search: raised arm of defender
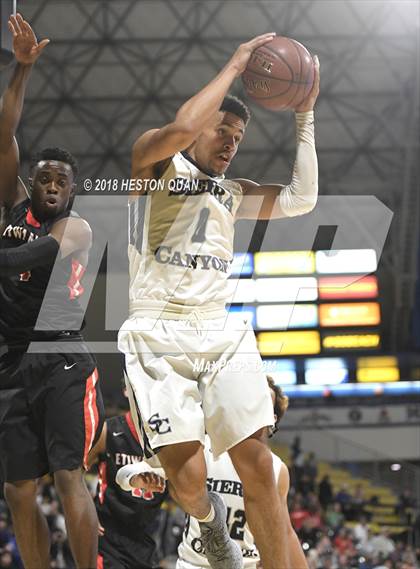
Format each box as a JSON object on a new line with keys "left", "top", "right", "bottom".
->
{"left": 0, "top": 14, "right": 49, "bottom": 208}
{"left": 0, "top": 216, "right": 92, "bottom": 276}
{"left": 131, "top": 33, "right": 276, "bottom": 176}
{"left": 236, "top": 56, "right": 320, "bottom": 221}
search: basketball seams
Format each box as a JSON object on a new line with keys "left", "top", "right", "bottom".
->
{"left": 300, "top": 42, "right": 315, "bottom": 101}
{"left": 283, "top": 39, "right": 305, "bottom": 108}
{"left": 291, "top": 37, "right": 314, "bottom": 101}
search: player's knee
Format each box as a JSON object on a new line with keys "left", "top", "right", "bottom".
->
{"left": 231, "top": 437, "right": 274, "bottom": 490}
{"left": 171, "top": 476, "right": 207, "bottom": 509}
{"left": 167, "top": 469, "right": 208, "bottom": 512}
{"left": 54, "top": 468, "right": 85, "bottom": 498}
{"left": 160, "top": 441, "right": 207, "bottom": 504}
{"left": 4, "top": 480, "right": 38, "bottom": 509}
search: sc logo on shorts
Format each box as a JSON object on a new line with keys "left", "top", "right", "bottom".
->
{"left": 148, "top": 413, "right": 172, "bottom": 435}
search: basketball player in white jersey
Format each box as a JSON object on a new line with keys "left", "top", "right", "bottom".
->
{"left": 118, "top": 33, "right": 319, "bottom": 569}
{"left": 116, "top": 377, "right": 309, "bottom": 569}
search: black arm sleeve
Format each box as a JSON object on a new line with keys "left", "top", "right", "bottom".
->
{"left": 0, "top": 235, "right": 60, "bottom": 276}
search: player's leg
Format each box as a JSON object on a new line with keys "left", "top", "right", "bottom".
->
{"left": 159, "top": 442, "right": 243, "bottom": 569}
{"left": 228, "top": 432, "right": 290, "bottom": 569}
{"left": 45, "top": 350, "right": 104, "bottom": 568}
{"left": 119, "top": 319, "right": 243, "bottom": 568}
{"left": 125, "top": 370, "right": 213, "bottom": 519}
{"left": 54, "top": 467, "right": 99, "bottom": 567}
{"left": 158, "top": 441, "right": 210, "bottom": 519}
{"left": 0, "top": 353, "right": 51, "bottom": 568}
{"left": 203, "top": 318, "right": 288, "bottom": 568}
{"left": 120, "top": 321, "right": 211, "bottom": 518}
{"left": 3, "top": 479, "right": 50, "bottom": 568}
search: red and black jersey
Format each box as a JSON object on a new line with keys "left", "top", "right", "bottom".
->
{"left": 0, "top": 199, "right": 86, "bottom": 347}
{"left": 95, "top": 414, "right": 167, "bottom": 554}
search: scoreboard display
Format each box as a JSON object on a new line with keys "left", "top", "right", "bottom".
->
{"left": 228, "top": 249, "right": 381, "bottom": 356}
{"left": 226, "top": 249, "right": 419, "bottom": 395}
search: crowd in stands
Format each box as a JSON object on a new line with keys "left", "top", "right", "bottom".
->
{"left": 0, "top": 439, "right": 418, "bottom": 569}
{"left": 286, "top": 437, "right": 419, "bottom": 569}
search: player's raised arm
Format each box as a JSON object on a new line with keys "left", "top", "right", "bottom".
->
{"left": 0, "top": 216, "right": 91, "bottom": 277}
{"left": 131, "top": 33, "right": 276, "bottom": 176}
{"left": 235, "top": 55, "right": 320, "bottom": 221}
{"left": 0, "top": 14, "right": 49, "bottom": 208}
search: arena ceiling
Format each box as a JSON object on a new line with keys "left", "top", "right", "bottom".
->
{"left": 1, "top": 0, "right": 419, "bottom": 349}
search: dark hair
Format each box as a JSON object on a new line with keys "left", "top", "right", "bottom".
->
{"left": 220, "top": 95, "right": 251, "bottom": 125}
{"left": 266, "top": 375, "right": 289, "bottom": 435}
{"left": 29, "top": 147, "right": 79, "bottom": 178}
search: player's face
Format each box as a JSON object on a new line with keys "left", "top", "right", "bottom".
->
{"left": 30, "top": 161, "right": 75, "bottom": 220}
{"left": 190, "top": 111, "right": 246, "bottom": 176}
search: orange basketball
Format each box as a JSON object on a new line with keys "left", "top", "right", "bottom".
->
{"left": 242, "top": 36, "right": 315, "bottom": 111}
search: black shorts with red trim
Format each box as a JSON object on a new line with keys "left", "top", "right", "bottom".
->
{"left": 0, "top": 342, "right": 104, "bottom": 482}
{"left": 98, "top": 531, "right": 160, "bottom": 569}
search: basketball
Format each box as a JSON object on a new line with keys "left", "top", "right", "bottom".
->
{"left": 241, "top": 36, "right": 315, "bottom": 111}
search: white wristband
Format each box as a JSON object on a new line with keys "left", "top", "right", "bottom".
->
{"left": 115, "top": 462, "right": 167, "bottom": 492}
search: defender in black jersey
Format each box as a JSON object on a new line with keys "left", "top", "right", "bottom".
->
{"left": 0, "top": 15, "right": 104, "bottom": 569}
{"left": 88, "top": 412, "right": 167, "bottom": 569}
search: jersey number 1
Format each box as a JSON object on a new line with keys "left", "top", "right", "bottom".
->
{"left": 191, "top": 208, "right": 210, "bottom": 243}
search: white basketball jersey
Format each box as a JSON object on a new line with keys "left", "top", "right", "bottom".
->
{"left": 177, "top": 438, "right": 283, "bottom": 568}
{"left": 128, "top": 152, "right": 243, "bottom": 315}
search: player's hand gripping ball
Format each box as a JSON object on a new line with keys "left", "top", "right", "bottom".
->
{"left": 242, "top": 36, "right": 315, "bottom": 111}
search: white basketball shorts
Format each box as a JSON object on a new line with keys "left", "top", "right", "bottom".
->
{"left": 118, "top": 314, "right": 274, "bottom": 458}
